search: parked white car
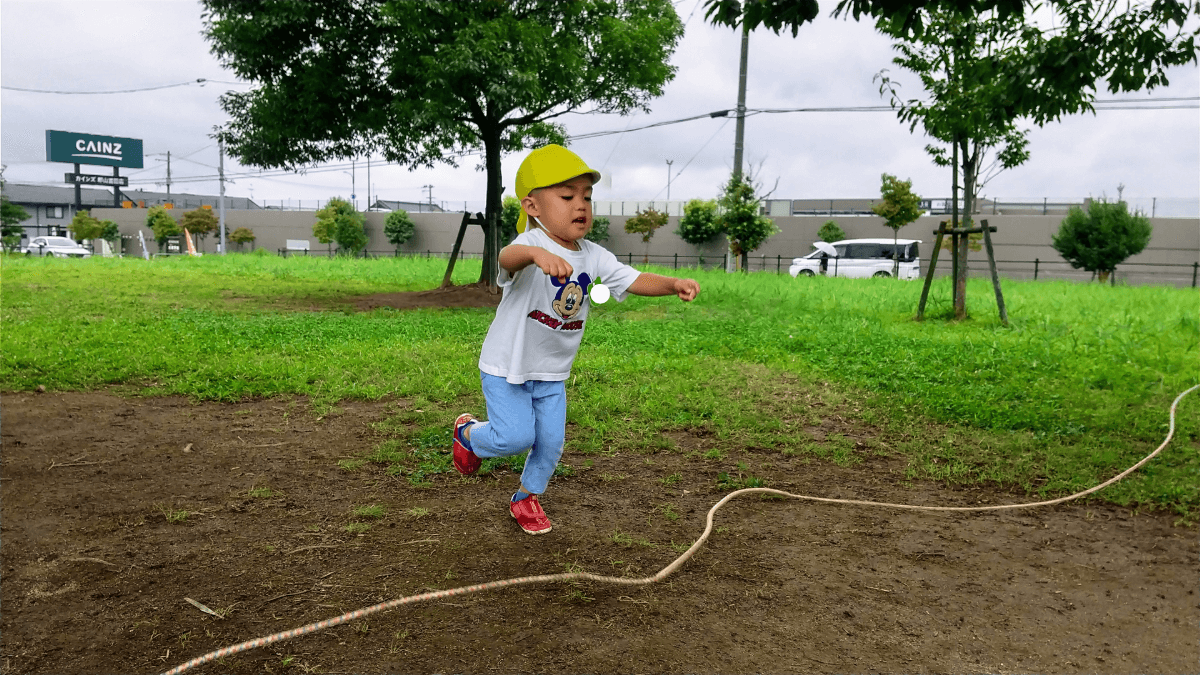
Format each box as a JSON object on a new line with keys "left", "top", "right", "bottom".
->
{"left": 789, "top": 238, "right": 922, "bottom": 280}
{"left": 21, "top": 236, "right": 93, "bottom": 258}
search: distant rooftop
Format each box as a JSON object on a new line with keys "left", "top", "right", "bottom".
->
{"left": 2, "top": 183, "right": 261, "bottom": 210}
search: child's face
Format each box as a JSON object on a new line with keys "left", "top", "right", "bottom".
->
{"left": 522, "top": 175, "right": 594, "bottom": 247}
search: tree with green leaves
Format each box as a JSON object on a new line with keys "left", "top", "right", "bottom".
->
{"left": 871, "top": 174, "right": 923, "bottom": 276}
{"left": 68, "top": 210, "right": 104, "bottom": 242}
{"left": 624, "top": 208, "right": 669, "bottom": 263}
{"left": 98, "top": 220, "right": 120, "bottom": 246}
{"left": 315, "top": 198, "right": 367, "bottom": 256}
{"left": 1052, "top": 199, "right": 1152, "bottom": 284}
{"left": 717, "top": 175, "right": 778, "bottom": 272}
{"left": 181, "top": 208, "right": 219, "bottom": 248}
{"left": 585, "top": 216, "right": 610, "bottom": 244}
{"left": 705, "top": 0, "right": 1194, "bottom": 310}
{"left": 676, "top": 199, "right": 722, "bottom": 245}
{"left": 1, "top": 184, "right": 30, "bottom": 253}
{"left": 817, "top": 220, "right": 845, "bottom": 243}
{"left": 705, "top": 0, "right": 1197, "bottom": 50}
{"left": 384, "top": 209, "right": 416, "bottom": 253}
{"left": 874, "top": 8, "right": 1033, "bottom": 317}
{"left": 203, "top": 0, "right": 684, "bottom": 286}
{"left": 501, "top": 196, "right": 522, "bottom": 247}
{"left": 145, "top": 206, "right": 181, "bottom": 251}
{"left": 230, "top": 227, "right": 256, "bottom": 251}
{"left": 878, "top": 3, "right": 1193, "bottom": 320}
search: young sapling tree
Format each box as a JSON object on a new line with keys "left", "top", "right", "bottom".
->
{"left": 871, "top": 174, "right": 923, "bottom": 276}
{"left": 624, "top": 208, "right": 669, "bottom": 263}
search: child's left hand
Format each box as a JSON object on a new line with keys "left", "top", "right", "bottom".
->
{"left": 674, "top": 278, "right": 700, "bottom": 302}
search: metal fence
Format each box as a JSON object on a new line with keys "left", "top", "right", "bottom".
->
{"left": 265, "top": 247, "right": 1200, "bottom": 288}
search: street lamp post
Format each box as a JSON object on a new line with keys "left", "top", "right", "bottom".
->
{"left": 666, "top": 159, "right": 673, "bottom": 202}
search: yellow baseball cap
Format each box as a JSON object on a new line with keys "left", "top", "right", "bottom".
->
{"left": 515, "top": 144, "right": 601, "bottom": 233}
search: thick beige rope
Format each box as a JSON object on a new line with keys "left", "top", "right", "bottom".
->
{"left": 163, "top": 383, "right": 1197, "bottom": 675}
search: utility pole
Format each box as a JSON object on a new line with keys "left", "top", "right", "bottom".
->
{"left": 732, "top": 21, "right": 750, "bottom": 182}
{"left": 728, "top": 19, "right": 750, "bottom": 273}
{"left": 165, "top": 151, "right": 172, "bottom": 197}
{"left": 218, "top": 139, "right": 227, "bottom": 255}
{"left": 366, "top": 156, "right": 371, "bottom": 211}
{"left": 666, "top": 159, "right": 673, "bottom": 201}
{"left": 351, "top": 158, "right": 357, "bottom": 210}
{"left": 423, "top": 184, "right": 434, "bottom": 211}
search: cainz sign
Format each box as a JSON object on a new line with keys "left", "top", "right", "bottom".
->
{"left": 46, "top": 130, "right": 144, "bottom": 168}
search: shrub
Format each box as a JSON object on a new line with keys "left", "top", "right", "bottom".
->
{"left": 585, "top": 216, "right": 610, "bottom": 243}
{"left": 68, "top": 209, "right": 103, "bottom": 241}
{"left": 181, "top": 208, "right": 219, "bottom": 245}
{"left": 384, "top": 209, "right": 416, "bottom": 251}
{"left": 230, "top": 227, "right": 256, "bottom": 251}
{"left": 1052, "top": 198, "right": 1152, "bottom": 283}
{"left": 501, "top": 195, "right": 521, "bottom": 244}
{"left": 98, "top": 220, "right": 120, "bottom": 245}
{"left": 1, "top": 186, "right": 29, "bottom": 252}
{"left": 676, "top": 199, "right": 721, "bottom": 245}
{"left": 817, "top": 220, "right": 845, "bottom": 243}
{"left": 315, "top": 198, "right": 367, "bottom": 256}
{"left": 145, "top": 206, "right": 181, "bottom": 250}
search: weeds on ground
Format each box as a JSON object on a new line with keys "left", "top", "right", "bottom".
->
{"left": 156, "top": 504, "right": 190, "bottom": 523}
{"left": 352, "top": 504, "right": 386, "bottom": 518}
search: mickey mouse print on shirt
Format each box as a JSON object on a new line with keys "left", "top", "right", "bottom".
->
{"left": 526, "top": 272, "right": 593, "bottom": 331}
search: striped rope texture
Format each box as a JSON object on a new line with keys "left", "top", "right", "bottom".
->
{"left": 163, "top": 383, "right": 1197, "bottom": 675}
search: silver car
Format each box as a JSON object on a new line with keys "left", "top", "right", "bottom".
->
{"left": 22, "top": 236, "right": 92, "bottom": 258}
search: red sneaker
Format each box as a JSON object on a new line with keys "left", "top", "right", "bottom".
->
{"left": 452, "top": 413, "right": 481, "bottom": 475}
{"left": 510, "top": 494, "right": 553, "bottom": 535}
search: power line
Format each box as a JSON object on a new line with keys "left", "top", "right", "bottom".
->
{"left": 92, "top": 93, "right": 1200, "bottom": 187}
{"left": 0, "top": 78, "right": 250, "bottom": 94}
{"left": 648, "top": 118, "right": 731, "bottom": 201}
{"left": 568, "top": 95, "right": 1200, "bottom": 141}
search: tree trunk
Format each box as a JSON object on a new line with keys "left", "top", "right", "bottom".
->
{"left": 950, "top": 139, "right": 961, "bottom": 316}
{"left": 893, "top": 230, "right": 899, "bottom": 277}
{"left": 740, "top": 250, "right": 749, "bottom": 273}
{"left": 955, "top": 138, "right": 973, "bottom": 320}
{"left": 480, "top": 127, "right": 503, "bottom": 289}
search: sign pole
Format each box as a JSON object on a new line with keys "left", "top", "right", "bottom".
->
{"left": 112, "top": 167, "right": 120, "bottom": 207}
{"left": 218, "top": 139, "right": 227, "bottom": 255}
{"left": 74, "top": 163, "right": 82, "bottom": 211}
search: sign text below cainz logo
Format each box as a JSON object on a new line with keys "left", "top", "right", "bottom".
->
{"left": 45, "top": 130, "right": 144, "bottom": 168}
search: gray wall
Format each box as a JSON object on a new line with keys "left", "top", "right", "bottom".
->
{"left": 92, "top": 207, "right": 1199, "bottom": 286}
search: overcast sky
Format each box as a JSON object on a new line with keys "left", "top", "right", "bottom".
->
{"left": 2, "top": 0, "right": 1197, "bottom": 215}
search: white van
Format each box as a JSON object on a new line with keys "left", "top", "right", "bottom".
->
{"left": 789, "top": 238, "right": 922, "bottom": 280}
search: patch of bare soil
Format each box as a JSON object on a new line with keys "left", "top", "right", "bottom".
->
{"left": 2, "top": 391, "right": 1196, "bottom": 674}
{"left": 348, "top": 283, "right": 501, "bottom": 312}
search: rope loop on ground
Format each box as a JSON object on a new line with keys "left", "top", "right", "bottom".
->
{"left": 162, "top": 383, "right": 1197, "bottom": 675}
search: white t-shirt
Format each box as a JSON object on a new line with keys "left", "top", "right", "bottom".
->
{"left": 479, "top": 227, "right": 642, "bottom": 384}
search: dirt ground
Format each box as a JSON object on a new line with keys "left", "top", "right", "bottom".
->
{"left": 2, "top": 286, "right": 1197, "bottom": 674}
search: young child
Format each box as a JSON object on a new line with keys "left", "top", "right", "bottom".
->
{"left": 451, "top": 144, "right": 700, "bottom": 535}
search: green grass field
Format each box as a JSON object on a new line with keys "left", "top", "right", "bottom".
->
{"left": 3, "top": 254, "right": 1197, "bottom": 517}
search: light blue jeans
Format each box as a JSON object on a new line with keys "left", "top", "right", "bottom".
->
{"left": 468, "top": 372, "right": 567, "bottom": 495}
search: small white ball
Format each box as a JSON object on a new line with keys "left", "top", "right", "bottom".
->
{"left": 589, "top": 283, "right": 611, "bottom": 304}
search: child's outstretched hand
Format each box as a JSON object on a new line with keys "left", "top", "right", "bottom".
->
{"left": 674, "top": 278, "right": 700, "bottom": 302}
{"left": 533, "top": 249, "right": 573, "bottom": 284}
